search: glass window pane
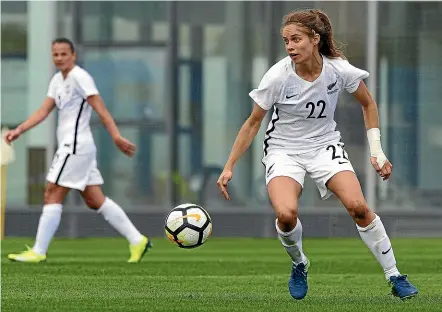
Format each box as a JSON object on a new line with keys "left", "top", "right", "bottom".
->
{"left": 176, "top": 1, "right": 273, "bottom": 208}
{"left": 1, "top": 2, "right": 28, "bottom": 207}
{"left": 378, "top": 2, "right": 442, "bottom": 210}
{"left": 82, "top": 47, "right": 167, "bottom": 120}
{"left": 80, "top": 1, "right": 168, "bottom": 43}
{"left": 82, "top": 47, "right": 170, "bottom": 208}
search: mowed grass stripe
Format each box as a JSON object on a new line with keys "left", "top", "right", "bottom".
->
{"left": 2, "top": 238, "right": 442, "bottom": 312}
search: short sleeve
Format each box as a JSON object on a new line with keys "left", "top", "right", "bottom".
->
{"left": 249, "top": 70, "right": 281, "bottom": 111}
{"left": 47, "top": 75, "right": 58, "bottom": 99}
{"left": 75, "top": 69, "right": 99, "bottom": 98}
{"left": 340, "top": 60, "right": 370, "bottom": 93}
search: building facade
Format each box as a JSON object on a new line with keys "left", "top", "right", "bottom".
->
{"left": 2, "top": 1, "right": 442, "bottom": 213}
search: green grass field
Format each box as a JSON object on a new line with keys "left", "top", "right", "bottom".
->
{"left": 2, "top": 237, "right": 442, "bottom": 312}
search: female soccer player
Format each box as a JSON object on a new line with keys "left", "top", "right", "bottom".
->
{"left": 6, "top": 38, "right": 151, "bottom": 263}
{"left": 217, "top": 9, "right": 418, "bottom": 300}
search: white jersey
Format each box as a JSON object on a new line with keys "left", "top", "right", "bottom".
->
{"left": 249, "top": 55, "right": 369, "bottom": 156}
{"left": 47, "top": 65, "right": 99, "bottom": 155}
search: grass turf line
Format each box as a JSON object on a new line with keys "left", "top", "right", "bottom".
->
{"left": 2, "top": 238, "right": 442, "bottom": 312}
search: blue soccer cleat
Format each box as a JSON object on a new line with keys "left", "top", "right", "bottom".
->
{"left": 288, "top": 260, "right": 310, "bottom": 300}
{"left": 389, "top": 275, "right": 418, "bottom": 300}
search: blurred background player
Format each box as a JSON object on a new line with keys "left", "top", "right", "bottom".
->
{"left": 5, "top": 37, "right": 152, "bottom": 263}
{"left": 217, "top": 9, "right": 418, "bottom": 300}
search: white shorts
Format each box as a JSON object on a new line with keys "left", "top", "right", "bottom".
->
{"left": 46, "top": 149, "right": 104, "bottom": 191}
{"left": 263, "top": 142, "right": 355, "bottom": 200}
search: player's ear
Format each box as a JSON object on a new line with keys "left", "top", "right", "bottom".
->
{"left": 312, "top": 33, "right": 320, "bottom": 46}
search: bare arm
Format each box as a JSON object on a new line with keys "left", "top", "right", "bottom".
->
{"left": 352, "top": 81, "right": 379, "bottom": 130}
{"left": 18, "top": 97, "right": 56, "bottom": 134}
{"left": 224, "top": 104, "right": 268, "bottom": 170}
{"left": 4, "top": 97, "right": 55, "bottom": 144}
{"left": 217, "top": 104, "right": 267, "bottom": 200}
{"left": 87, "top": 95, "right": 120, "bottom": 140}
{"left": 87, "top": 94, "right": 136, "bottom": 157}
{"left": 352, "top": 81, "right": 392, "bottom": 180}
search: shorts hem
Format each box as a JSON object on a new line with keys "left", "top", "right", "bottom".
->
{"left": 46, "top": 179, "right": 87, "bottom": 192}
{"left": 46, "top": 179, "right": 104, "bottom": 192}
{"left": 266, "top": 173, "right": 304, "bottom": 189}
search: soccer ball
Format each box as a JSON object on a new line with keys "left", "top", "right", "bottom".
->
{"left": 165, "top": 203, "right": 212, "bottom": 248}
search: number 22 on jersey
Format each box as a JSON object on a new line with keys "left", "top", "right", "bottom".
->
{"left": 305, "top": 100, "right": 327, "bottom": 119}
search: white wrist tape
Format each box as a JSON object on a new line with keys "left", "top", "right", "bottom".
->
{"left": 367, "top": 128, "right": 387, "bottom": 168}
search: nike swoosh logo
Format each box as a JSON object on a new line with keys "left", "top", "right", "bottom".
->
{"left": 267, "top": 164, "right": 275, "bottom": 175}
{"left": 327, "top": 80, "right": 338, "bottom": 90}
{"left": 338, "top": 161, "right": 348, "bottom": 164}
{"left": 175, "top": 213, "right": 202, "bottom": 222}
{"left": 286, "top": 94, "right": 297, "bottom": 99}
{"left": 382, "top": 246, "right": 392, "bottom": 254}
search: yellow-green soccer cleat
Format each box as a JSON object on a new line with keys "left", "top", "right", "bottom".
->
{"left": 127, "top": 236, "right": 152, "bottom": 263}
{"left": 8, "top": 246, "right": 47, "bottom": 263}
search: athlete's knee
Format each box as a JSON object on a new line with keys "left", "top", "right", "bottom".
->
{"left": 346, "top": 199, "right": 370, "bottom": 222}
{"left": 83, "top": 196, "right": 103, "bottom": 210}
{"left": 44, "top": 184, "right": 64, "bottom": 205}
{"left": 81, "top": 185, "right": 106, "bottom": 210}
{"left": 275, "top": 204, "right": 298, "bottom": 231}
{"left": 83, "top": 194, "right": 105, "bottom": 210}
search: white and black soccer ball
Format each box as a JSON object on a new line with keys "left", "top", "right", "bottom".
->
{"left": 165, "top": 203, "right": 212, "bottom": 248}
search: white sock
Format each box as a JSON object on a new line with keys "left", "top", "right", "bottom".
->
{"left": 97, "top": 197, "right": 143, "bottom": 245}
{"left": 32, "top": 204, "right": 63, "bottom": 255}
{"left": 275, "top": 218, "right": 308, "bottom": 265}
{"left": 357, "top": 214, "right": 401, "bottom": 280}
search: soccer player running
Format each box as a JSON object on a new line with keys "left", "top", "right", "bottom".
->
{"left": 217, "top": 9, "right": 418, "bottom": 300}
{"left": 6, "top": 38, "right": 151, "bottom": 263}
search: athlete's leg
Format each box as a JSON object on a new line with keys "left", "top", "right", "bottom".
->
{"left": 265, "top": 152, "right": 308, "bottom": 265}
{"left": 327, "top": 171, "right": 418, "bottom": 299}
{"left": 44, "top": 182, "right": 71, "bottom": 205}
{"left": 34, "top": 183, "right": 70, "bottom": 254}
{"left": 268, "top": 176, "right": 309, "bottom": 300}
{"left": 327, "top": 171, "right": 398, "bottom": 274}
{"left": 80, "top": 185, "right": 143, "bottom": 245}
{"left": 326, "top": 171, "right": 375, "bottom": 226}
{"left": 81, "top": 185, "right": 151, "bottom": 263}
{"left": 268, "top": 176, "right": 306, "bottom": 264}
{"left": 31, "top": 151, "right": 83, "bottom": 256}
{"left": 8, "top": 183, "right": 70, "bottom": 262}
{"left": 264, "top": 151, "right": 310, "bottom": 299}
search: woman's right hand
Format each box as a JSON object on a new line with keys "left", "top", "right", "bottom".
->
{"left": 3, "top": 128, "right": 22, "bottom": 145}
{"left": 217, "top": 169, "right": 233, "bottom": 200}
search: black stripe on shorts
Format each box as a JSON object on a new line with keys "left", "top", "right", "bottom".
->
{"left": 55, "top": 154, "right": 71, "bottom": 185}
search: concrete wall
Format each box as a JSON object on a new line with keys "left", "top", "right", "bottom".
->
{"left": 5, "top": 209, "right": 442, "bottom": 238}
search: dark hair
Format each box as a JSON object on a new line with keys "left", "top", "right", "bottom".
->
{"left": 52, "top": 37, "right": 75, "bottom": 53}
{"left": 281, "top": 9, "right": 343, "bottom": 58}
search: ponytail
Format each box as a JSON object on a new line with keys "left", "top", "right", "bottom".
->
{"left": 315, "top": 10, "right": 342, "bottom": 58}
{"left": 281, "top": 9, "right": 344, "bottom": 59}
